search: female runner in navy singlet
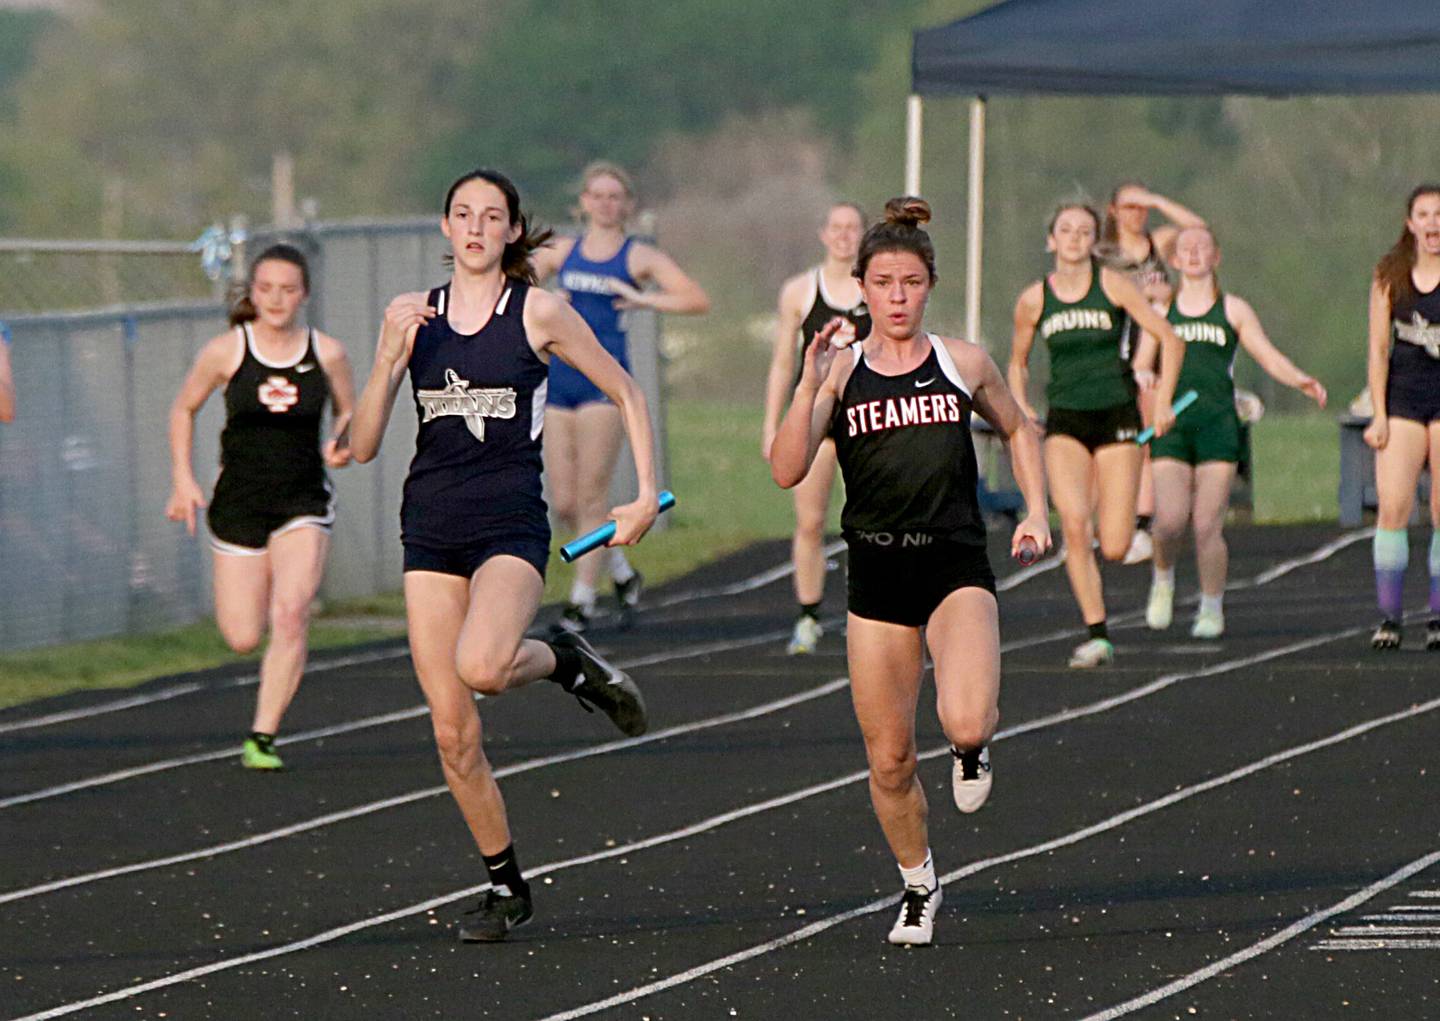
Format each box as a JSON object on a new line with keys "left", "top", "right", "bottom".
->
{"left": 350, "top": 168, "right": 661, "bottom": 943}
{"left": 530, "top": 161, "right": 708, "bottom": 632}
{"left": 166, "top": 244, "right": 356, "bottom": 771}
{"left": 771, "top": 197, "right": 1051, "bottom": 946}
{"left": 1364, "top": 184, "right": 1440, "bottom": 651}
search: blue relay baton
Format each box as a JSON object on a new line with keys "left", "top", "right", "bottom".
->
{"left": 1135, "top": 389, "right": 1199, "bottom": 446}
{"left": 560, "top": 490, "right": 677, "bottom": 563}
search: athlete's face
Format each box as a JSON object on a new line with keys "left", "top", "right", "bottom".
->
{"left": 1406, "top": 192, "right": 1440, "bottom": 257}
{"left": 249, "top": 259, "right": 306, "bottom": 330}
{"left": 580, "top": 174, "right": 632, "bottom": 230}
{"left": 1048, "top": 208, "right": 1098, "bottom": 264}
{"left": 443, "top": 180, "right": 522, "bottom": 274}
{"left": 819, "top": 206, "right": 863, "bottom": 263}
{"left": 1111, "top": 187, "right": 1149, "bottom": 236}
{"left": 861, "top": 250, "right": 931, "bottom": 339}
{"left": 1171, "top": 227, "right": 1218, "bottom": 278}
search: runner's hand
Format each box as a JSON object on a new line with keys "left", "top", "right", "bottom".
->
{"left": 608, "top": 493, "right": 660, "bottom": 547}
{"left": 1363, "top": 413, "right": 1388, "bottom": 450}
{"left": 378, "top": 293, "right": 433, "bottom": 366}
{"left": 800, "top": 317, "right": 849, "bottom": 391}
{"left": 1011, "top": 514, "right": 1052, "bottom": 561}
{"left": 165, "top": 477, "right": 207, "bottom": 536}
{"left": 323, "top": 437, "right": 352, "bottom": 469}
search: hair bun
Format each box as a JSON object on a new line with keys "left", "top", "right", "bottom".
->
{"left": 884, "top": 196, "right": 931, "bottom": 229}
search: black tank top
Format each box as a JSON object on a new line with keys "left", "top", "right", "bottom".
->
{"left": 829, "top": 335, "right": 985, "bottom": 545}
{"left": 1390, "top": 276, "right": 1440, "bottom": 372}
{"left": 218, "top": 324, "right": 328, "bottom": 500}
{"left": 401, "top": 280, "right": 549, "bottom": 547}
{"left": 797, "top": 268, "right": 872, "bottom": 386}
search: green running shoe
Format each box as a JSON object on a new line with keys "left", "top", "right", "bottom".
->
{"left": 242, "top": 735, "right": 285, "bottom": 771}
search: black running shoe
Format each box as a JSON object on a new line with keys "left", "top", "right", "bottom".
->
{"left": 613, "top": 571, "right": 645, "bottom": 630}
{"left": 549, "top": 631, "right": 648, "bottom": 736}
{"left": 1427, "top": 618, "right": 1440, "bottom": 652}
{"left": 1372, "top": 619, "right": 1402, "bottom": 651}
{"left": 458, "top": 889, "right": 534, "bottom": 942}
{"left": 548, "top": 602, "right": 590, "bottom": 637}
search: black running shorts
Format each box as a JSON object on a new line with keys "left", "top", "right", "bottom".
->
{"left": 845, "top": 531, "right": 996, "bottom": 627}
{"left": 1044, "top": 401, "right": 1142, "bottom": 453}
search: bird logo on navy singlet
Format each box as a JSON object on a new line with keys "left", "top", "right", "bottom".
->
{"left": 1396, "top": 312, "right": 1440, "bottom": 358}
{"left": 417, "top": 368, "right": 518, "bottom": 441}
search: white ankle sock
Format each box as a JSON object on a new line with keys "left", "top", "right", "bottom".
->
{"left": 1153, "top": 566, "right": 1175, "bottom": 587}
{"left": 1199, "top": 593, "right": 1224, "bottom": 616}
{"left": 569, "top": 582, "right": 597, "bottom": 612}
{"left": 609, "top": 549, "right": 636, "bottom": 584}
{"left": 898, "top": 851, "right": 936, "bottom": 892}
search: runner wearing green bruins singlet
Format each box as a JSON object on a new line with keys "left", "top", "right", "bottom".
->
{"left": 1140, "top": 225, "right": 1325, "bottom": 640}
{"left": 1009, "top": 203, "right": 1187, "bottom": 669}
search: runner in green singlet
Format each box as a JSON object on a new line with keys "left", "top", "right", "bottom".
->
{"left": 1009, "top": 203, "right": 1187, "bottom": 668}
{"left": 1140, "top": 225, "right": 1326, "bottom": 639}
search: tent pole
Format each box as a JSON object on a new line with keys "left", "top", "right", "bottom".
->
{"left": 966, "top": 96, "right": 986, "bottom": 346}
{"left": 905, "top": 95, "right": 923, "bottom": 195}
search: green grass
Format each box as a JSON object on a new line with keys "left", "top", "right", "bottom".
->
{"left": 0, "top": 403, "right": 1337, "bottom": 711}
{"left": 1249, "top": 413, "right": 1339, "bottom": 523}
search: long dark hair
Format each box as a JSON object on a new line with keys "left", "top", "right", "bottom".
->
{"left": 443, "top": 168, "right": 553, "bottom": 284}
{"left": 227, "top": 243, "right": 310, "bottom": 327}
{"left": 853, "top": 196, "right": 936, "bottom": 283}
{"left": 1374, "top": 183, "right": 1440, "bottom": 307}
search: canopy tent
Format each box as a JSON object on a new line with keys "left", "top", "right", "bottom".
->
{"left": 907, "top": 0, "right": 1440, "bottom": 343}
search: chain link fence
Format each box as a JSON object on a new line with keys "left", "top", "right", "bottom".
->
{"left": 0, "top": 219, "right": 666, "bottom": 651}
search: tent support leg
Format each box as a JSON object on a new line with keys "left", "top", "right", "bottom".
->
{"left": 905, "top": 95, "right": 923, "bottom": 195}
{"left": 966, "top": 96, "right": 986, "bottom": 347}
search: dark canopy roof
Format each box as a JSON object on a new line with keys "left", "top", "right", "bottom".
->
{"left": 913, "top": 0, "right": 1440, "bottom": 97}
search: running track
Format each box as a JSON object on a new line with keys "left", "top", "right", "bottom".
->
{"left": 2, "top": 525, "right": 1437, "bottom": 1020}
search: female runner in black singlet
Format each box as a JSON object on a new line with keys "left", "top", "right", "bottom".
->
{"left": 771, "top": 197, "right": 1050, "bottom": 947}
{"left": 350, "top": 168, "right": 661, "bottom": 943}
{"left": 762, "top": 201, "right": 869, "bottom": 655}
{"left": 166, "top": 243, "right": 356, "bottom": 771}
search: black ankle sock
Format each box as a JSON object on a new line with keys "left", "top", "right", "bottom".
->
{"left": 249, "top": 731, "right": 275, "bottom": 749}
{"left": 546, "top": 640, "right": 582, "bottom": 690}
{"left": 1136, "top": 515, "right": 1152, "bottom": 532}
{"left": 1088, "top": 621, "right": 1109, "bottom": 641}
{"left": 482, "top": 844, "right": 530, "bottom": 900}
{"left": 800, "top": 602, "right": 822, "bottom": 621}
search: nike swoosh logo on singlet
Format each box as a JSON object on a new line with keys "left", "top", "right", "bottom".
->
{"left": 915, "top": 378, "right": 935, "bottom": 388}
{"left": 296, "top": 363, "right": 317, "bottom": 373}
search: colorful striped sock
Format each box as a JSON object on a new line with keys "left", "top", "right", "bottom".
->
{"left": 1374, "top": 528, "right": 1408, "bottom": 620}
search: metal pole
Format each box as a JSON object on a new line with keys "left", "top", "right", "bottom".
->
{"left": 966, "top": 97, "right": 987, "bottom": 347}
{"left": 905, "top": 95, "right": 923, "bottom": 195}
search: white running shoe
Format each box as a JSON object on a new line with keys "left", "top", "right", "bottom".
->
{"left": 787, "top": 615, "right": 823, "bottom": 655}
{"left": 1145, "top": 576, "right": 1174, "bottom": 630}
{"left": 887, "top": 884, "right": 942, "bottom": 946}
{"left": 1122, "top": 529, "right": 1153, "bottom": 565}
{"left": 1190, "top": 607, "right": 1225, "bottom": 639}
{"left": 951, "top": 745, "right": 992, "bottom": 813}
{"left": 1068, "top": 637, "right": 1115, "bottom": 669}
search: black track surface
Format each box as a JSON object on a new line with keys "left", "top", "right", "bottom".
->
{"left": 2, "top": 525, "right": 1437, "bottom": 1020}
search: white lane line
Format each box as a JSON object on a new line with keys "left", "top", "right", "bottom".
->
{"left": 1412, "top": 891, "right": 1440, "bottom": 898}
{"left": 1385, "top": 904, "right": 1440, "bottom": 912}
{"left": 1312, "top": 938, "right": 1440, "bottom": 950}
{"left": 0, "top": 544, "right": 850, "bottom": 737}
{"left": 0, "top": 526, "right": 1367, "bottom": 738}
{"left": 1084, "top": 846, "right": 1440, "bottom": 1020}
{"left": 535, "top": 695, "right": 1440, "bottom": 1021}
{"left": 0, "top": 679, "right": 851, "bottom": 906}
{"left": 0, "top": 648, "right": 406, "bottom": 738}
{"left": 0, "top": 620, "right": 837, "bottom": 811}
{"left": 0, "top": 562, "right": 1373, "bottom": 898}
{"left": 1330, "top": 924, "right": 1440, "bottom": 936}
{"left": 10, "top": 622, "right": 1402, "bottom": 1019}
{"left": 1353, "top": 914, "right": 1440, "bottom": 922}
